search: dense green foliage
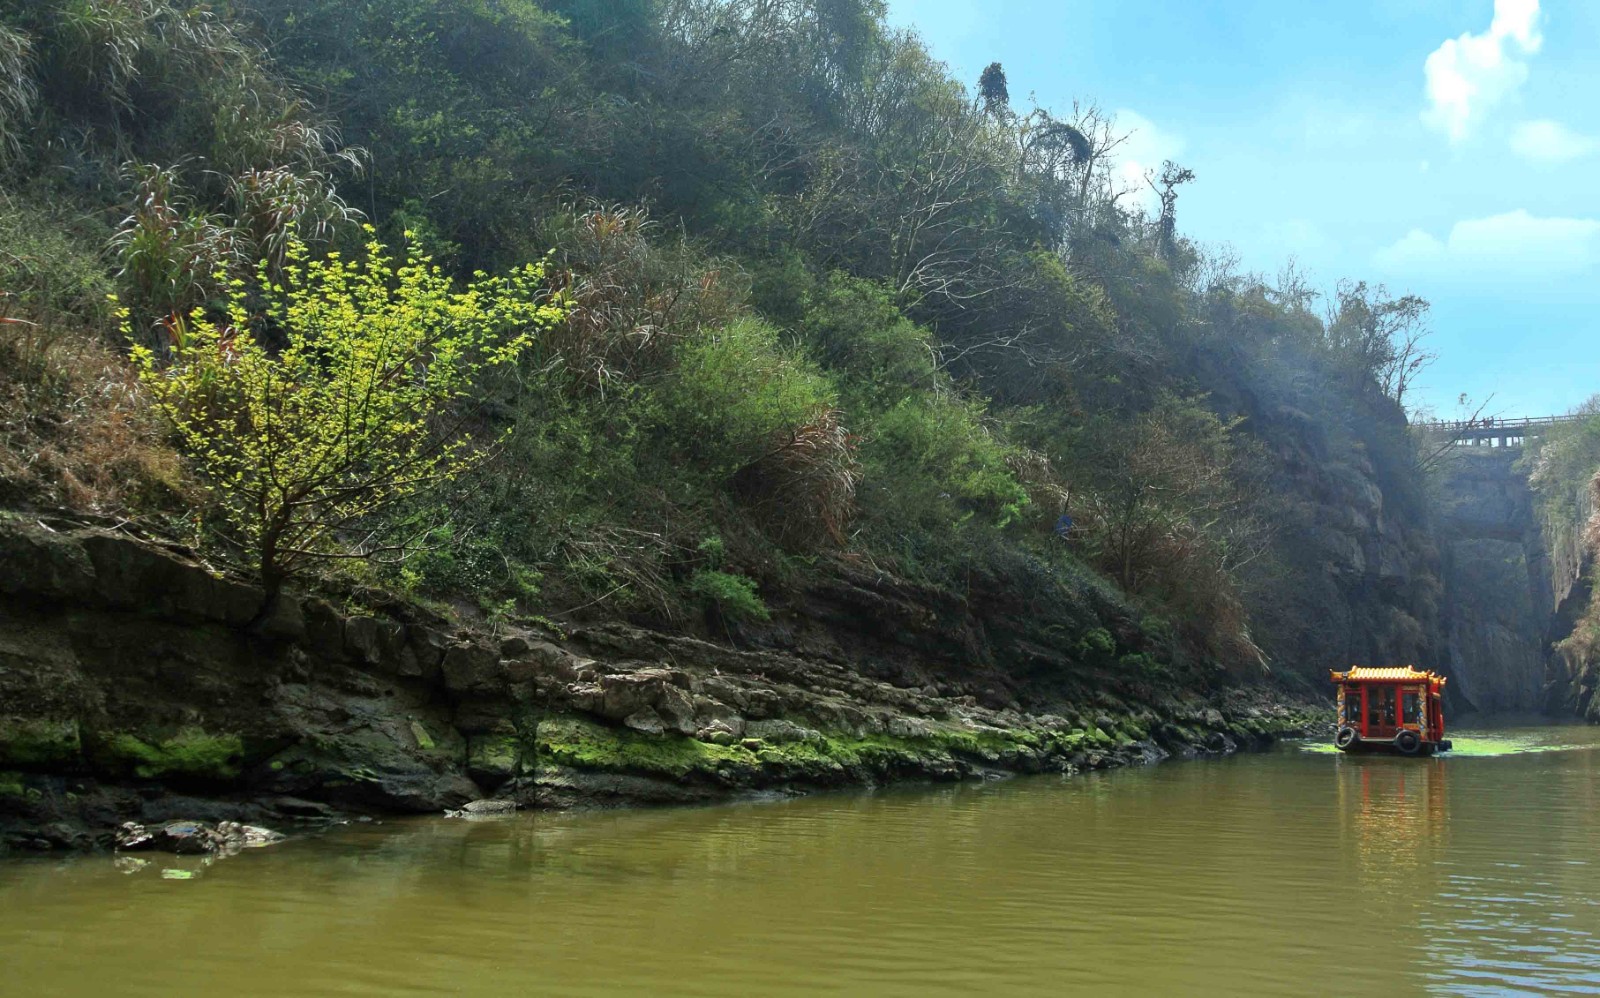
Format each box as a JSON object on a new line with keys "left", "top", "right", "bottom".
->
{"left": 130, "top": 232, "right": 564, "bottom": 601}
{"left": 0, "top": 0, "right": 1438, "bottom": 683}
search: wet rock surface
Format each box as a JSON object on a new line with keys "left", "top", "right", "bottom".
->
{"left": 445, "top": 799, "right": 517, "bottom": 817}
{"left": 115, "top": 819, "right": 285, "bottom": 854}
{"left": 0, "top": 516, "right": 1324, "bottom": 853}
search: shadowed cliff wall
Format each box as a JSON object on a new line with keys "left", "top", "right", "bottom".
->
{"left": 1435, "top": 448, "right": 1554, "bottom": 713}
{"left": 1191, "top": 342, "right": 1444, "bottom": 691}
{"left": 1542, "top": 474, "right": 1596, "bottom": 719}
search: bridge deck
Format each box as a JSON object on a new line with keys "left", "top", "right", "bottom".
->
{"left": 1417, "top": 415, "right": 1574, "bottom": 447}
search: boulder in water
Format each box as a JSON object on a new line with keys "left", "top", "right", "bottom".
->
{"left": 115, "top": 819, "right": 285, "bottom": 854}
{"left": 444, "top": 799, "right": 517, "bottom": 818}
{"left": 215, "top": 820, "right": 286, "bottom": 848}
{"left": 115, "top": 820, "right": 215, "bottom": 854}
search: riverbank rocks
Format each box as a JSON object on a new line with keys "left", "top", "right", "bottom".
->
{"left": 444, "top": 799, "right": 517, "bottom": 818}
{"left": 115, "top": 820, "right": 284, "bottom": 854}
{"left": 590, "top": 668, "right": 699, "bottom": 736}
{"left": 697, "top": 721, "right": 741, "bottom": 746}
{"left": 0, "top": 514, "right": 1326, "bottom": 853}
{"left": 745, "top": 719, "right": 822, "bottom": 744}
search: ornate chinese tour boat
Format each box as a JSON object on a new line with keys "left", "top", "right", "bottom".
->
{"left": 1330, "top": 666, "right": 1452, "bottom": 755}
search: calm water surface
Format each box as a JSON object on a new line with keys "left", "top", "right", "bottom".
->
{"left": 3, "top": 724, "right": 1599, "bottom": 997}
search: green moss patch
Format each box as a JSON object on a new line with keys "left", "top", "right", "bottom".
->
{"left": 468, "top": 733, "right": 522, "bottom": 780}
{"left": 101, "top": 729, "right": 245, "bottom": 780}
{"left": 535, "top": 715, "right": 1057, "bottom": 783}
{"left": 409, "top": 721, "right": 437, "bottom": 751}
{"left": 759, "top": 734, "right": 913, "bottom": 776}
{"left": 536, "top": 716, "right": 752, "bottom": 780}
{"left": 0, "top": 718, "right": 83, "bottom": 768}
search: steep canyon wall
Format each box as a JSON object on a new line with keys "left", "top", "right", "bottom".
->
{"left": 1434, "top": 449, "right": 1553, "bottom": 713}
{"left": 1218, "top": 358, "right": 1577, "bottom": 717}
{"left": 1196, "top": 346, "right": 1444, "bottom": 691}
{"left": 1543, "top": 475, "right": 1597, "bottom": 719}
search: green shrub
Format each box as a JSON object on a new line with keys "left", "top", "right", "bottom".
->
{"left": 793, "top": 273, "right": 1031, "bottom": 572}
{"left": 664, "top": 318, "right": 858, "bottom": 549}
{"left": 688, "top": 569, "right": 770, "bottom": 622}
{"left": 802, "top": 274, "right": 937, "bottom": 410}
{"left": 1077, "top": 627, "right": 1116, "bottom": 663}
{"left": 860, "top": 395, "right": 1030, "bottom": 530}
{"left": 1119, "top": 652, "right": 1168, "bottom": 678}
{"left": 667, "top": 318, "right": 838, "bottom": 473}
{"left": 0, "top": 193, "right": 114, "bottom": 330}
{"left": 131, "top": 233, "right": 563, "bottom": 602}
{"left": 697, "top": 534, "right": 726, "bottom": 566}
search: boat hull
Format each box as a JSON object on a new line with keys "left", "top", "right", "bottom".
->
{"left": 1334, "top": 738, "right": 1452, "bottom": 756}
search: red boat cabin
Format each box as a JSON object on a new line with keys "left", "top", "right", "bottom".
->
{"left": 1330, "top": 666, "right": 1451, "bottom": 755}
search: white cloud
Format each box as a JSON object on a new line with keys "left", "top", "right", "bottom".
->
{"left": 1375, "top": 229, "right": 1448, "bottom": 269}
{"left": 1112, "top": 109, "right": 1185, "bottom": 212}
{"left": 1421, "top": 0, "right": 1542, "bottom": 143}
{"left": 1509, "top": 119, "right": 1599, "bottom": 164}
{"left": 1374, "top": 210, "right": 1600, "bottom": 281}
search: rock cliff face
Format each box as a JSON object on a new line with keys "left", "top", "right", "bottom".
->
{"left": 1434, "top": 449, "right": 1553, "bottom": 713}
{"left": 1547, "top": 575, "right": 1597, "bottom": 721}
{"left": 1236, "top": 391, "right": 1588, "bottom": 718}
{"left": 1195, "top": 345, "right": 1444, "bottom": 687}
{"left": 1544, "top": 477, "right": 1597, "bottom": 719}
{"left": 1255, "top": 407, "right": 1442, "bottom": 678}
{"left": 0, "top": 516, "right": 1316, "bottom": 852}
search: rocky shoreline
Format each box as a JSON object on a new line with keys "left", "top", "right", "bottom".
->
{"left": 0, "top": 515, "right": 1328, "bottom": 853}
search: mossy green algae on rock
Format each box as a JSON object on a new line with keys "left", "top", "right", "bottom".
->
{"left": 98, "top": 729, "right": 244, "bottom": 780}
{"left": 531, "top": 715, "right": 1093, "bottom": 788}
{"left": 0, "top": 718, "right": 82, "bottom": 767}
{"left": 1, "top": 716, "right": 248, "bottom": 782}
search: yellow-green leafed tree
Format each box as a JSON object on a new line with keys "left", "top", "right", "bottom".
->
{"left": 130, "top": 228, "right": 565, "bottom": 615}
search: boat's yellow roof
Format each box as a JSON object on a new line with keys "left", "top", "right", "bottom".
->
{"left": 1330, "top": 666, "right": 1446, "bottom": 684}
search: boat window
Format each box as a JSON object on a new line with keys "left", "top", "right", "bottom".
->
{"left": 1402, "top": 689, "right": 1421, "bottom": 726}
{"left": 1369, "top": 687, "right": 1395, "bottom": 728}
{"left": 1342, "top": 687, "right": 1362, "bottom": 726}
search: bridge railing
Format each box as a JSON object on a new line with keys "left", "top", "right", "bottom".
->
{"left": 1415, "top": 414, "right": 1575, "bottom": 442}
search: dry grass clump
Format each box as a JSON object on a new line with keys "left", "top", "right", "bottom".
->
{"left": 0, "top": 311, "right": 187, "bottom": 515}
{"left": 532, "top": 205, "right": 745, "bottom": 393}
{"left": 733, "top": 408, "right": 858, "bottom": 550}
{"left": 1005, "top": 445, "right": 1071, "bottom": 522}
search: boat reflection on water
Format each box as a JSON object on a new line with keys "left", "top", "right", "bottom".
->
{"left": 1336, "top": 754, "right": 1449, "bottom": 894}
{"left": 1326, "top": 737, "right": 1600, "bottom": 993}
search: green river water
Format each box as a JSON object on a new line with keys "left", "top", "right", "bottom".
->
{"left": 3, "top": 723, "right": 1598, "bottom": 996}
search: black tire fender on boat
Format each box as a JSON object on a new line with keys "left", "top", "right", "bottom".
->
{"left": 1394, "top": 729, "right": 1421, "bottom": 755}
{"left": 1335, "top": 726, "right": 1359, "bottom": 750}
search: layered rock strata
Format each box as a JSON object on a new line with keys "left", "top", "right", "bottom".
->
{"left": 0, "top": 516, "right": 1317, "bottom": 851}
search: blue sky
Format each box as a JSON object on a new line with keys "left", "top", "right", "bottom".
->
{"left": 885, "top": 0, "right": 1599, "bottom": 418}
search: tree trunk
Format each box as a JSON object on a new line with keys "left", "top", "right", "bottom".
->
{"left": 246, "top": 526, "right": 287, "bottom": 635}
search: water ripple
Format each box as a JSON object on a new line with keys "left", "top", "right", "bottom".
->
{"left": 3, "top": 724, "right": 1599, "bottom": 996}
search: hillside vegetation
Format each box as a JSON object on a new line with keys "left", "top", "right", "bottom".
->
{"left": 0, "top": 0, "right": 1437, "bottom": 692}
